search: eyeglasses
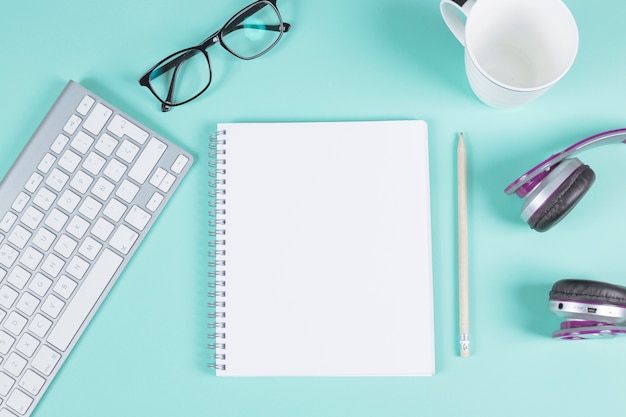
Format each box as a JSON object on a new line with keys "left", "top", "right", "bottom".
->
{"left": 139, "top": 0, "right": 291, "bottom": 112}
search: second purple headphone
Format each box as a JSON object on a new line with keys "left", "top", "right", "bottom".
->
{"left": 505, "top": 128, "right": 626, "bottom": 232}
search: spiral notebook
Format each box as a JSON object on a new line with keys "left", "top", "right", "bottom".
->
{"left": 208, "top": 120, "right": 434, "bottom": 376}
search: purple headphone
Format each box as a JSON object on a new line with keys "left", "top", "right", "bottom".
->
{"left": 505, "top": 128, "right": 626, "bottom": 232}
{"left": 506, "top": 129, "right": 626, "bottom": 338}
{"left": 549, "top": 279, "right": 626, "bottom": 339}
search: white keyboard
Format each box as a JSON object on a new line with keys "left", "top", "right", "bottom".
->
{"left": 0, "top": 81, "right": 193, "bottom": 416}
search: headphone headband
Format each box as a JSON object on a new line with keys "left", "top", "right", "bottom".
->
{"left": 505, "top": 128, "right": 626, "bottom": 198}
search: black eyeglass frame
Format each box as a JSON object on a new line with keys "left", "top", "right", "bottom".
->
{"left": 139, "top": 0, "right": 291, "bottom": 112}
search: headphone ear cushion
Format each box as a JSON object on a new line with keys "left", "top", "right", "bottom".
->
{"left": 527, "top": 164, "right": 595, "bottom": 232}
{"left": 550, "top": 279, "right": 626, "bottom": 307}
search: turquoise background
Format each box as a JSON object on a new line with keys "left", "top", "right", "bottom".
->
{"left": 2, "top": 0, "right": 626, "bottom": 415}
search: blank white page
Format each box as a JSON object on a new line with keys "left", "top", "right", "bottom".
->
{"left": 214, "top": 120, "right": 434, "bottom": 376}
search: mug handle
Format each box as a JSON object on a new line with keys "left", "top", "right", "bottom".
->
{"left": 440, "top": 0, "right": 476, "bottom": 46}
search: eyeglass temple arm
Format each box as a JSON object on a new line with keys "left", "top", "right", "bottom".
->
{"left": 221, "top": 22, "right": 290, "bottom": 38}
{"left": 160, "top": 63, "right": 182, "bottom": 112}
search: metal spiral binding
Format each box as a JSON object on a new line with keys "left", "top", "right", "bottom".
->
{"left": 208, "top": 130, "right": 227, "bottom": 371}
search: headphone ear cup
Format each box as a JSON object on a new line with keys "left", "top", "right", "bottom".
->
{"left": 550, "top": 279, "right": 626, "bottom": 307}
{"left": 527, "top": 164, "right": 595, "bottom": 232}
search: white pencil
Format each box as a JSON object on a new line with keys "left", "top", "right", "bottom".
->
{"left": 458, "top": 133, "right": 470, "bottom": 357}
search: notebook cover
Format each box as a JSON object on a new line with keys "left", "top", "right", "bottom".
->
{"left": 209, "top": 120, "right": 434, "bottom": 376}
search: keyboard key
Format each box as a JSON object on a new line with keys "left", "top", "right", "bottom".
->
{"left": 6, "top": 388, "right": 33, "bottom": 415}
{"left": 115, "top": 180, "right": 139, "bottom": 203}
{"left": 20, "top": 247, "right": 44, "bottom": 271}
{"left": 58, "top": 149, "right": 81, "bottom": 173}
{"left": 78, "top": 237, "right": 102, "bottom": 261}
{"left": 16, "top": 333, "right": 39, "bottom": 357}
{"left": 66, "top": 216, "right": 89, "bottom": 239}
{"left": 27, "top": 314, "right": 52, "bottom": 338}
{"left": 78, "top": 196, "right": 102, "bottom": 220}
{"left": 40, "top": 253, "right": 64, "bottom": 277}
{"left": 24, "top": 172, "right": 43, "bottom": 193}
{"left": 31, "top": 345, "right": 60, "bottom": 376}
{"left": 32, "top": 187, "right": 57, "bottom": 211}
{"left": 51, "top": 133, "right": 70, "bottom": 154}
{"left": 41, "top": 294, "right": 64, "bottom": 319}
{"left": 83, "top": 103, "right": 112, "bottom": 135}
{"left": 44, "top": 208, "right": 69, "bottom": 233}
{"left": 16, "top": 293, "right": 40, "bottom": 317}
{"left": 149, "top": 167, "right": 167, "bottom": 187}
{"left": 11, "top": 192, "right": 30, "bottom": 213}
{"left": 18, "top": 369, "right": 45, "bottom": 396}
{"left": 91, "top": 177, "right": 115, "bottom": 201}
{"left": 65, "top": 256, "right": 89, "bottom": 280}
{"left": 46, "top": 168, "right": 69, "bottom": 192}
{"left": 103, "top": 159, "right": 127, "bottom": 182}
{"left": 31, "top": 228, "right": 55, "bottom": 251}
{"left": 4, "top": 352, "right": 27, "bottom": 378}
{"left": 21, "top": 206, "right": 44, "bottom": 230}
{"left": 76, "top": 95, "right": 95, "bottom": 115}
{"left": 8, "top": 225, "right": 32, "bottom": 249}
{"left": 0, "top": 371, "right": 15, "bottom": 396}
{"left": 116, "top": 139, "right": 140, "bottom": 164}
{"left": 53, "top": 275, "right": 77, "bottom": 300}
{"left": 4, "top": 312, "right": 28, "bottom": 337}
{"left": 107, "top": 114, "right": 149, "bottom": 144}
{"left": 109, "top": 225, "right": 138, "bottom": 255}
{"left": 0, "top": 213, "right": 18, "bottom": 233}
{"left": 0, "top": 245, "right": 19, "bottom": 269}
{"left": 47, "top": 249, "right": 123, "bottom": 351}
{"left": 62, "top": 114, "right": 81, "bottom": 135}
{"left": 53, "top": 234, "right": 78, "bottom": 258}
{"left": 37, "top": 153, "right": 56, "bottom": 174}
{"left": 7, "top": 266, "right": 31, "bottom": 290}
{"left": 158, "top": 173, "right": 176, "bottom": 193}
{"left": 28, "top": 274, "right": 52, "bottom": 298}
{"left": 125, "top": 205, "right": 151, "bottom": 231}
{"left": 70, "top": 131, "right": 94, "bottom": 155}
{"left": 171, "top": 154, "right": 189, "bottom": 174}
{"left": 95, "top": 133, "right": 118, "bottom": 156}
{"left": 146, "top": 192, "right": 164, "bottom": 212}
{"left": 0, "top": 285, "right": 19, "bottom": 309}
{"left": 69, "top": 170, "right": 93, "bottom": 194}
{"left": 91, "top": 218, "right": 114, "bottom": 241}
{"left": 82, "top": 151, "right": 106, "bottom": 175}
{"left": 0, "top": 331, "right": 16, "bottom": 355}
{"left": 57, "top": 189, "right": 81, "bottom": 213}
{"left": 128, "top": 137, "right": 167, "bottom": 184}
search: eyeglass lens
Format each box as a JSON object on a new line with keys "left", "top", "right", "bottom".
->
{"left": 221, "top": 3, "right": 284, "bottom": 59}
{"left": 148, "top": 49, "right": 211, "bottom": 107}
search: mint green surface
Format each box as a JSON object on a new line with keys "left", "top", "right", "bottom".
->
{"left": 2, "top": 0, "right": 626, "bottom": 416}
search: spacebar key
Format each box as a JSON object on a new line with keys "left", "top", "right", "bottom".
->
{"left": 47, "top": 249, "right": 123, "bottom": 351}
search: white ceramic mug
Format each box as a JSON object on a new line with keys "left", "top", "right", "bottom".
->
{"left": 440, "top": 0, "right": 578, "bottom": 108}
